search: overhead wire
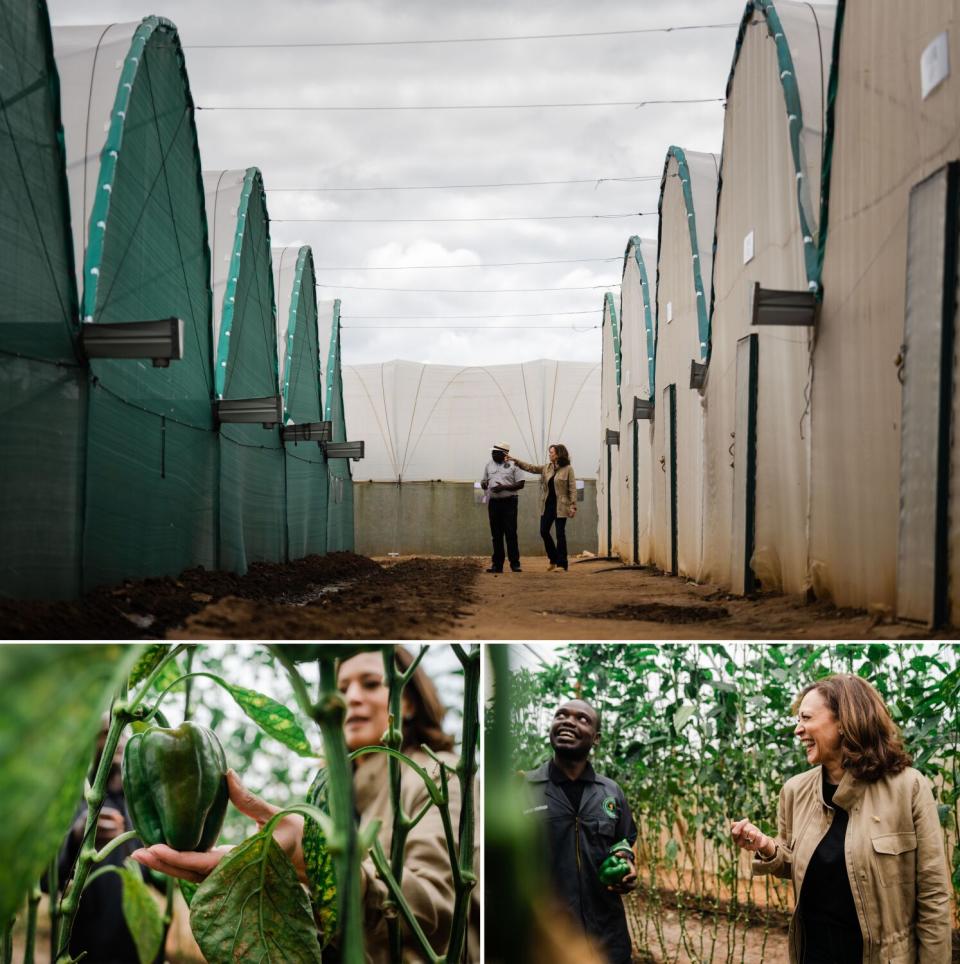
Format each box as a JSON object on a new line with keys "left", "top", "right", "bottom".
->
{"left": 184, "top": 23, "right": 739, "bottom": 49}
{"left": 317, "top": 282, "right": 619, "bottom": 293}
{"left": 267, "top": 174, "right": 661, "bottom": 192}
{"left": 196, "top": 97, "right": 724, "bottom": 112}
{"left": 311, "top": 256, "right": 625, "bottom": 270}
{"left": 273, "top": 211, "right": 653, "bottom": 223}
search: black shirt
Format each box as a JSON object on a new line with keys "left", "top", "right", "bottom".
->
{"left": 546, "top": 475, "right": 557, "bottom": 514}
{"left": 548, "top": 759, "right": 591, "bottom": 811}
{"left": 799, "top": 773, "right": 864, "bottom": 964}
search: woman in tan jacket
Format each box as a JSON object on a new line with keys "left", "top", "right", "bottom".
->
{"left": 730, "top": 674, "right": 951, "bottom": 964}
{"left": 133, "top": 648, "right": 478, "bottom": 963}
{"left": 509, "top": 444, "right": 578, "bottom": 571}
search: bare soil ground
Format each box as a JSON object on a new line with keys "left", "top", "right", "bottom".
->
{"left": 0, "top": 552, "right": 947, "bottom": 640}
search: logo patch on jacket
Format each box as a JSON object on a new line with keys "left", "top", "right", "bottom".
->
{"left": 602, "top": 796, "right": 619, "bottom": 819}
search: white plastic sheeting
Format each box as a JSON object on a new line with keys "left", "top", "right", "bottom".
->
{"left": 272, "top": 245, "right": 302, "bottom": 398}
{"left": 701, "top": 0, "right": 835, "bottom": 594}
{"left": 598, "top": 294, "right": 623, "bottom": 557}
{"left": 653, "top": 149, "right": 719, "bottom": 579}
{"left": 811, "top": 0, "right": 960, "bottom": 621}
{"left": 53, "top": 22, "right": 139, "bottom": 307}
{"left": 618, "top": 237, "right": 658, "bottom": 564}
{"left": 343, "top": 359, "right": 600, "bottom": 483}
{"left": 203, "top": 168, "right": 249, "bottom": 367}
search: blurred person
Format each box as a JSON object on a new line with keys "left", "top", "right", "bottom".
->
{"left": 522, "top": 698, "right": 637, "bottom": 964}
{"left": 480, "top": 441, "right": 525, "bottom": 573}
{"left": 508, "top": 444, "right": 577, "bottom": 571}
{"left": 52, "top": 722, "right": 166, "bottom": 964}
{"left": 731, "top": 674, "right": 952, "bottom": 964}
{"left": 133, "top": 647, "right": 479, "bottom": 963}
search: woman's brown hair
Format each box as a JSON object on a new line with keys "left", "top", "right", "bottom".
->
{"left": 550, "top": 443, "right": 570, "bottom": 468}
{"left": 793, "top": 674, "right": 912, "bottom": 782}
{"left": 395, "top": 646, "right": 455, "bottom": 752}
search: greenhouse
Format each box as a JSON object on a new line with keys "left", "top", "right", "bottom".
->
{"left": 598, "top": 292, "right": 624, "bottom": 559}
{"left": 205, "top": 168, "right": 285, "bottom": 573}
{"left": 812, "top": 0, "right": 960, "bottom": 626}
{"left": 54, "top": 17, "right": 217, "bottom": 590}
{"left": 319, "top": 298, "right": 355, "bottom": 552}
{"left": 273, "top": 245, "right": 328, "bottom": 559}
{"left": 0, "top": 0, "right": 83, "bottom": 599}
{"left": 701, "top": 0, "right": 836, "bottom": 595}
{"left": 615, "top": 236, "right": 658, "bottom": 566}
{"left": 343, "top": 359, "right": 600, "bottom": 555}
{"left": 651, "top": 147, "right": 718, "bottom": 579}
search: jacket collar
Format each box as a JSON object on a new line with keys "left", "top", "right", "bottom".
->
{"left": 527, "top": 758, "right": 599, "bottom": 783}
{"left": 817, "top": 765, "right": 865, "bottom": 810}
{"left": 354, "top": 748, "right": 390, "bottom": 813}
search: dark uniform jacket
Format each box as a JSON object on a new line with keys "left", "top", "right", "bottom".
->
{"left": 524, "top": 761, "right": 637, "bottom": 964}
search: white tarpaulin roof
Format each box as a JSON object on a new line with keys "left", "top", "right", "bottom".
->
{"left": 344, "top": 359, "right": 600, "bottom": 482}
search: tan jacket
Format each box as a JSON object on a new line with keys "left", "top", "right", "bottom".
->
{"left": 356, "top": 749, "right": 480, "bottom": 963}
{"left": 512, "top": 458, "right": 578, "bottom": 517}
{"left": 753, "top": 766, "right": 952, "bottom": 964}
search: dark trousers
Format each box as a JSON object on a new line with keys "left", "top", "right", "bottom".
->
{"left": 488, "top": 497, "right": 520, "bottom": 570}
{"left": 540, "top": 510, "right": 567, "bottom": 568}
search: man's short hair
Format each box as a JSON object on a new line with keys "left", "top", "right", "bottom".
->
{"left": 557, "top": 698, "right": 601, "bottom": 730}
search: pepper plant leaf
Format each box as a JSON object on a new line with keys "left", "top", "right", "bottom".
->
{"left": 190, "top": 830, "right": 322, "bottom": 963}
{"left": 128, "top": 644, "right": 171, "bottom": 687}
{"left": 120, "top": 860, "right": 165, "bottom": 964}
{"left": 0, "top": 644, "right": 138, "bottom": 923}
{"left": 203, "top": 674, "right": 313, "bottom": 757}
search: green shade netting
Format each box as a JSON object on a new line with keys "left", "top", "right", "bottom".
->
{"left": 279, "top": 246, "right": 328, "bottom": 559}
{"left": 324, "top": 300, "right": 354, "bottom": 551}
{"left": 0, "top": 0, "right": 85, "bottom": 598}
{"left": 78, "top": 18, "right": 216, "bottom": 589}
{"left": 216, "top": 169, "right": 285, "bottom": 573}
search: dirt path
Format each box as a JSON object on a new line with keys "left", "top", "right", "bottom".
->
{"left": 0, "top": 552, "right": 944, "bottom": 640}
{"left": 446, "top": 555, "right": 939, "bottom": 640}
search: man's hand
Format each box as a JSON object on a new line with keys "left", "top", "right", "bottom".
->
{"left": 606, "top": 855, "right": 638, "bottom": 894}
{"left": 490, "top": 483, "right": 505, "bottom": 492}
{"left": 131, "top": 770, "right": 307, "bottom": 885}
{"left": 94, "top": 807, "right": 126, "bottom": 846}
{"left": 480, "top": 480, "right": 488, "bottom": 490}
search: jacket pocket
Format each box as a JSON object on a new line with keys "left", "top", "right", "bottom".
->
{"left": 871, "top": 831, "right": 917, "bottom": 886}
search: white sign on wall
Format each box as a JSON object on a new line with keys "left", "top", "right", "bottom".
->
{"left": 743, "top": 230, "right": 755, "bottom": 265}
{"left": 921, "top": 31, "right": 950, "bottom": 99}
{"left": 666, "top": 301, "right": 673, "bottom": 323}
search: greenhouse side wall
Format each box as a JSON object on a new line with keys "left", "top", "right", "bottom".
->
{"left": 353, "top": 481, "right": 598, "bottom": 557}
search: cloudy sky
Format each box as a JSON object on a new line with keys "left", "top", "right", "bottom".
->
{"left": 48, "top": 0, "right": 745, "bottom": 368}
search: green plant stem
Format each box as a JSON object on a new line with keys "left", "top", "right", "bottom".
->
{"left": 446, "top": 644, "right": 480, "bottom": 964}
{"left": 127, "top": 644, "right": 187, "bottom": 716}
{"left": 82, "top": 864, "right": 123, "bottom": 891}
{"left": 47, "top": 854, "right": 59, "bottom": 964}
{"left": 90, "top": 830, "right": 138, "bottom": 866}
{"left": 184, "top": 647, "right": 195, "bottom": 721}
{"left": 271, "top": 647, "right": 365, "bottom": 964}
{"left": 23, "top": 885, "right": 40, "bottom": 964}
{"left": 368, "top": 839, "right": 442, "bottom": 964}
{"left": 54, "top": 700, "right": 132, "bottom": 962}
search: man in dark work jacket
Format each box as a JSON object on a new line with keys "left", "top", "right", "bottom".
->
{"left": 524, "top": 699, "right": 638, "bottom": 964}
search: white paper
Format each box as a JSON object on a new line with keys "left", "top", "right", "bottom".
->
{"left": 921, "top": 31, "right": 949, "bottom": 100}
{"left": 743, "top": 230, "right": 755, "bottom": 265}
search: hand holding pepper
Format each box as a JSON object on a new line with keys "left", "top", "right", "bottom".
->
{"left": 131, "top": 770, "right": 307, "bottom": 885}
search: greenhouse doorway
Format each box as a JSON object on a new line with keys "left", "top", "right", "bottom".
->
{"left": 731, "top": 334, "right": 758, "bottom": 595}
{"left": 663, "top": 383, "right": 678, "bottom": 576}
{"left": 896, "top": 162, "right": 959, "bottom": 627}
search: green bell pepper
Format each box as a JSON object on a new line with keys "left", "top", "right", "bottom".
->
{"left": 122, "top": 721, "right": 228, "bottom": 852}
{"left": 597, "top": 839, "right": 634, "bottom": 885}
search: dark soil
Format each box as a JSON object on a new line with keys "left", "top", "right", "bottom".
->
{"left": 0, "top": 553, "right": 480, "bottom": 640}
{"left": 557, "top": 602, "right": 731, "bottom": 623}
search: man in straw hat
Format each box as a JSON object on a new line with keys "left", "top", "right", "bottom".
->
{"left": 480, "top": 442, "right": 525, "bottom": 573}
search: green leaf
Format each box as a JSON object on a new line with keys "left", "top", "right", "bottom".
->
{"left": 151, "top": 654, "right": 186, "bottom": 694}
{"left": 673, "top": 704, "right": 696, "bottom": 732}
{"left": 215, "top": 676, "right": 313, "bottom": 757}
{"left": 190, "top": 831, "right": 322, "bottom": 964}
{"left": 120, "top": 860, "right": 165, "bottom": 964}
{"left": 128, "top": 644, "right": 171, "bottom": 687}
{"left": 179, "top": 879, "right": 198, "bottom": 906}
{"left": 0, "top": 644, "right": 138, "bottom": 923}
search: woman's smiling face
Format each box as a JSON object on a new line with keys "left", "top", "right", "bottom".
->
{"left": 338, "top": 651, "right": 391, "bottom": 751}
{"left": 794, "top": 687, "right": 843, "bottom": 772}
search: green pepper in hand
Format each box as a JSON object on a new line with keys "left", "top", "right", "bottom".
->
{"left": 122, "top": 721, "right": 228, "bottom": 851}
{"left": 597, "top": 838, "right": 634, "bottom": 885}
